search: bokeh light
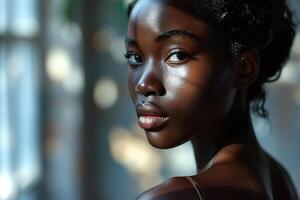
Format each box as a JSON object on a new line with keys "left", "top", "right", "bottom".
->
{"left": 92, "top": 27, "right": 116, "bottom": 53}
{"left": 92, "top": 26, "right": 126, "bottom": 64}
{"left": 46, "top": 47, "right": 72, "bottom": 83}
{"left": 93, "top": 77, "right": 119, "bottom": 109}
{"left": 59, "top": 23, "right": 82, "bottom": 46}
{"left": 109, "top": 126, "right": 163, "bottom": 190}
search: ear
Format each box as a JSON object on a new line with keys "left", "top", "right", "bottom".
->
{"left": 234, "top": 49, "right": 260, "bottom": 90}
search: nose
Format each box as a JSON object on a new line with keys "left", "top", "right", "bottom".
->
{"left": 135, "top": 64, "right": 165, "bottom": 97}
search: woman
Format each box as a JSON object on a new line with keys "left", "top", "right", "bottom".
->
{"left": 124, "top": 0, "right": 298, "bottom": 199}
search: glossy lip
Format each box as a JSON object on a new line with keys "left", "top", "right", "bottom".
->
{"left": 136, "top": 102, "right": 169, "bottom": 131}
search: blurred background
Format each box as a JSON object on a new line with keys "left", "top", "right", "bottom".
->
{"left": 0, "top": 0, "right": 300, "bottom": 199}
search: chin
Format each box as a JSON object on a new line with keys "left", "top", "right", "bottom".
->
{"left": 144, "top": 130, "right": 189, "bottom": 149}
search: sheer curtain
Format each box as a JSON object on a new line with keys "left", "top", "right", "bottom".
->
{"left": 0, "top": 0, "right": 41, "bottom": 199}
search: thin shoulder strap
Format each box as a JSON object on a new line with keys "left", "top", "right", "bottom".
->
{"left": 185, "top": 176, "right": 205, "bottom": 200}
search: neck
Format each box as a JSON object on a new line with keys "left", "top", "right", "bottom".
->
{"left": 191, "top": 94, "right": 260, "bottom": 172}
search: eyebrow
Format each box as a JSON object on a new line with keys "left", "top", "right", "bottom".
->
{"left": 125, "top": 37, "right": 137, "bottom": 46}
{"left": 156, "top": 30, "right": 204, "bottom": 45}
{"left": 125, "top": 29, "right": 204, "bottom": 46}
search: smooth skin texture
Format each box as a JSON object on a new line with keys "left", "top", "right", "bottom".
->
{"left": 125, "top": 0, "right": 298, "bottom": 199}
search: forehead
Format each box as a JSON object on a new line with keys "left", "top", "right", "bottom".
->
{"left": 128, "top": 0, "right": 211, "bottom": 39}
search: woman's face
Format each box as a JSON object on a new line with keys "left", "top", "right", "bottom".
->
{"left": 126, "top": 0, "right": 237, "bottom": 148}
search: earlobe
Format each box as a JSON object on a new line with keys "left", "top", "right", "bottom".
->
{"left": 234, "top": 49, "right": 260, "bottom": 90}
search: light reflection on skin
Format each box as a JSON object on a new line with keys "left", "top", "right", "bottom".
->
{"left": 164, "top": 67, "right": 188, "bottom": 100}
{"left": 129, "top": 0, "right": 164, "bottom": 38}
{"left": 136, "top": 59, "right": 160, "bottom": 90}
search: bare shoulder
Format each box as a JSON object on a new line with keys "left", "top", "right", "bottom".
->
{"left": 136, "top": 171, "right": 269, "bottom": 200}
{"left": 136, "top": 176, "right": 200, "bottom": 200}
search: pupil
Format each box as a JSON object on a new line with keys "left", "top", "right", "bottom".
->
{"left": 177, "top": 53, "right": 186, "bottom": 60}
{"left": 135, "top": 55, "right": 142, "bottom": 62}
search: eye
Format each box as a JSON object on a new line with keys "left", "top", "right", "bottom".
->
{"left": 124, "top": 52, "right": 143, "bottom": 66}
{"left": 166, "top": 51, "right": 191, "bottom": 64}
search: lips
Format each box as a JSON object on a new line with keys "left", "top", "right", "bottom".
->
{"left": 136, "top": 102, "right": 169, "bottom": 131}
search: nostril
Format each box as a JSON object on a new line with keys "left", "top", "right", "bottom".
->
{"left": 135, "top": 82, "right": 154, "bottom": 96}
{"left": 145, "top": 91, "right": 157, "bottom": 96}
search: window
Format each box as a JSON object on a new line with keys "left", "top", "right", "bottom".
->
{"left": 0, "top": 0, "right": 42, "bottom": 199}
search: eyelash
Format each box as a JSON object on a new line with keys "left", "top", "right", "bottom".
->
{"left": 124, "top": 50, "right": 192, "bottom": 67}
{"left": 124, "top": 52, "right": 143, "bottom": 67}
{"left": 166, "top": 50, "right": 192, "bottom": 64}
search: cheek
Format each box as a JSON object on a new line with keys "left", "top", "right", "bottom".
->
{"left": 164, "top": 62, "right": 236, "bottom": 126}
{"left": 127, "top": 69, "right": 139, "bottom": 102}
{"left": 164, "top": 65, "right": 213, "bottom": 110}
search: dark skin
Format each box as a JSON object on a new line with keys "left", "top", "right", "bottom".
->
{"left": 125, "top": 0, "right": 298, "bottom": 199}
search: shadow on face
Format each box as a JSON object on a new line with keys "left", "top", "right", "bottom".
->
{"left": 125, "top": 0, "right": 238, "bottom": 149}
